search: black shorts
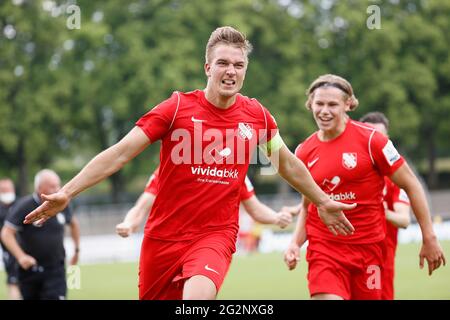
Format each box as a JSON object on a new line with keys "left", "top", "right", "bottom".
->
{"left": 2, "top": 250, "right": 19, "bottom": 285}
{"left": 19, "top": 264, "right": 67, "bottom": 300}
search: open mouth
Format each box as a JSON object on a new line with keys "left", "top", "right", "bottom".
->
{"left": 318, "top": 117, "right": 333, "bottom": 124}
{"left": 222, "top": 79, "right": 236, "bottom": 86}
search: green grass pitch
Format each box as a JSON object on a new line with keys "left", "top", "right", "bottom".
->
{"left": 0, "top": 241, "right": 448, "bottom": 299}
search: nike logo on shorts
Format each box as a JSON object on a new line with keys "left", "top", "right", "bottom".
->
{"left": 204, "top": 264, "right": 219, "bottom": 275}
{"left": 191, "top": 116, "right": 206, "bottom": 123}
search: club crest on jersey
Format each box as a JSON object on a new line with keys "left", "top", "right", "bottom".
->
{"left": 342, "top": 152, "right": 357, "bottom": 170}
{"left": 237, "top": 123, "right": 253, "bottom": 141}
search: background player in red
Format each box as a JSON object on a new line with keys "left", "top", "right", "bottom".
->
{"left": 116, "top": 169, "right": 293, "bottom": 237}
{"left": 284, "top": 74, "right": 445, "bottom": 300}
{"left": 23, "top": 27, "right": 357, "bottom": 300}
{"left": 115, "top": 168, "right": 160, "bottom": 237}
{"left": 360, "top": 112, "right": 411, "bottom": 300}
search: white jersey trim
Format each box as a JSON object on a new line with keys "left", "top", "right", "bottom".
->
{"left": 294, "top": 143, "right": 302, "bottom": 156}
{"left": 351, "top": 121, "right": 376, "bottom": 165}
{"left": 168, "top": 91, "right": 181, "bottom": 131}
{"left": 368, "top": 130, "right": 376, "bottom": 165}
{"left": 145, "top": 173, "right": 156, "bottom": 188}
{"left": 244, "top": 176, "right": 254, "bottom": 192}
{"left": 254, "top": 99, "right": 268, "bottom": 143}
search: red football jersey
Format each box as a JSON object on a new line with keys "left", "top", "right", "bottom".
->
{"left": 144, "top": 167, "right": 160, "bottom": 195}
{"left": 295, "top": 120, "right": 405, "bottom": 244}
{"left": 383, "top": 177, "right": 410, "bottom": 249}
{"left": 136, "top": 90, "right": 278, "bottom": 240}
{"left": 145, "top": 166, "right": 255, "bottom": 201}
{"left": 240, "top": 176, "right": 256, "bottom": 201}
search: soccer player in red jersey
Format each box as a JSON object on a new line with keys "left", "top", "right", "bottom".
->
{"left": 284, "top": 74, "right": 445, "bottom": 300}
{"left": 360, "top": 112, "right": 411, "bottom": 300}
{"left": 23, "top": 27, "right": 357, "bottom": 300}
{"left": 115, "top": 168, "right": 293, "bottom": 237}
{"left": 237, "top": 176, "right": 294, "bottom": 230}
{"left": 115, "top": 168, "right": 160, "bottom": 237}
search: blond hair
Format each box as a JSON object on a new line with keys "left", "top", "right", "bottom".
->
{"left": 305, "top": 74, "right": 359, "bottom": 111}
{"left": 205, "top": 26, "right": 253, "bottom": 63}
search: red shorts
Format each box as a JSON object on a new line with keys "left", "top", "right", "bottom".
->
{"left": 138, "top": 230, "right": 236, "bottom": 300}
{"left": 306, "top": 237, "right": 384, "bottom": 300}
{"left": 381, "top": 243, "right": 396, "bottom": 300}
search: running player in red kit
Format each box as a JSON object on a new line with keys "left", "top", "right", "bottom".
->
{"left": 115, "top": 168, "right": 160, "bottom": 237}
{"left": 284, "top": 74, "right": 445, "bottom": 300}
{"left": 360, "top": 112, "right": 411, "bottom": 300}
{"left": 115, "top": 168, "right": 293, "bottom": 237}
{"left": 23, "top": 27, "right": 356, "bottom": 300}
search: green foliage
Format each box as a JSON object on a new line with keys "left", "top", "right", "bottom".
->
{"left": 1, "top": 0, "right": 449, "bottom": 195}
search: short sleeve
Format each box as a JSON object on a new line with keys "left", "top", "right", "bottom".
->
{"left": 240, "top": 176, "right": 256, "bottom": 201}
{"left": 256, "top": 104, "right": 283, "bottom": 156}
{"left": 5, "top": 202, "right": 26, "bottom": 230}
{"left": 136, "top": 92, "right": 180, "bottom": 143}
{"left": 370, "top": 131, "right": 405, "bottom": 176}
{"left": 392, "top": 186, "right": 410, "bottom": 205}
{"left": 294, "top": 143, "right": 304, "bottom": 162}
{"left": 63, "top": 205, "right": 73, "bottom": 225}
{"left": 262, "top": 106, "right": 279, "bottom": 143}
{"left": 144, "top": 167, "right": 160, "bottom": 195}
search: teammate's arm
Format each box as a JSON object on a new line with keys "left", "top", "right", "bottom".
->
{"left": 390, "top": 162, "right": 446, "bottom": 275}
{"left": 284, "top": 198, "right": 309, "bottom": 270}
{"left": 241, "top": 195, "right": 292, "bottom": 228}
{"left": 268, "top": 143, "right": 356, "bottom": 236}
{"left": 116, "top": 192, "right": 155, "bottom": 237}
{"left": 1, "top": 226, "right": 36, "bottom": 270}
{"left": 281, "top": 203, "right": 301, "bottom": 217}
{"left": 69, "top": 216, "right": 81, "bottom": 265}
{"left": 385, "top": 202, "right": 410, "bottom": 229}
{"left": 24, "top": 127, "right": 151, "bottom": 225}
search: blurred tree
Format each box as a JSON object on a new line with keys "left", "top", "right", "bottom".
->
{"left": 397, "top": 0, "right": 450, "bottom": 188}
{"left": 65, "top": 0, "right": 213, "bottom": 201}
{"left": 267, "top": 0, "right": 450, "bottom": 188}
{"left": 0, "top": 0, "right": 74, "bottom": 195}
{"left": 1, "top": 0, "right": 449, "bottom": 199}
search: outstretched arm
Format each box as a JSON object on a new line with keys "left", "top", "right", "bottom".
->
{"left": 390, "top": 163, "right": 446, "bottom": 275}
{"left": 24, "top": 127, "right": 151, "bottom": 225}
{"left": 116, "top": 192, "right": 156, "bottom": 237}
{"left": 269, "top": 144, "right": 356, "bottom": 236}
{"left": 241, "top": 195, "right": 292, "bottom": 228}
{"left": 281, "top": 203, "right": 301, "bottom": 217}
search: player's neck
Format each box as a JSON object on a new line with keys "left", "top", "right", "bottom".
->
{"left": 203, "top": 88, "right": 236, "bottom": 109}
{"left": 318, "top": 119, "right": 348, "bottom": 141}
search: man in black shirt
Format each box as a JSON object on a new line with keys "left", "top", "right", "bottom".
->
{"left": 1, "top": 169, "right": 80, "bottom": 300}
{"left": 0, "top": 178, "right": 21, "bottom": 300}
